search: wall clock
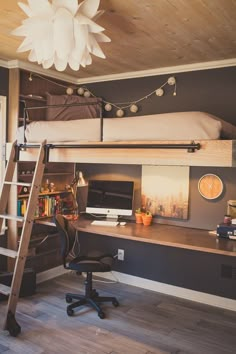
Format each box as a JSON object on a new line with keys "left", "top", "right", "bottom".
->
{"left": 198, "top": 173, "right": 223, "bottom": 200}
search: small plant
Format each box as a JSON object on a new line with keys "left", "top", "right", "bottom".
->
{"left": 135, "top": 207, "right": 145, "bottom": 223}
{"left": 142, "top": 210, "right": 152, "bottom": 226}
{"left": 135, "top": 208, "right": 142, "bottom": 214}
{"left": 144, "top": 210, "right": 152, "bottom": 216}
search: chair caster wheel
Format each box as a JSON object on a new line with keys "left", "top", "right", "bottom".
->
{"left": 98, "top": 311, "right": 105, "bottom": 319}
{"left": 112, "top": 299, "right": 119, "bottom": 307}
{"left": 66, "top": 295, "right": 73, "bottom": 303}
{"left": 67, "top": 307, "right": 74, "bottom": 316}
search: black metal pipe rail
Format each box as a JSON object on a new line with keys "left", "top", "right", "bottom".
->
{"left": 16, "top": 141, "right": 201, "bottom": 163}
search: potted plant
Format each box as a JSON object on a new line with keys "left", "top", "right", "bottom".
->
{"left": 135, "top": 208, "right": 145, "bottom": 224}
{"left": 142, "top": 211, "right": 153, "bottom": 226}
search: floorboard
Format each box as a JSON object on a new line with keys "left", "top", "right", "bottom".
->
{"left": 0, "top": 272, "right": 236, "bottom": 354}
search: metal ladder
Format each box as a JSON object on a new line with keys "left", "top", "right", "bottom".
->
{"left": 0, "top": 140, "right": 46, "bottom": 336}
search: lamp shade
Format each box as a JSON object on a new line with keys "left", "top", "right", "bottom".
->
{"left": 12, "top": 0, "right": 111, "bottom": 71}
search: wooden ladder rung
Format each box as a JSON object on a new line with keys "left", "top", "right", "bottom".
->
{"left": 0, "top": 140, "right": 46, "bottom": 337}
{"left": 0, "top": 247, "right": 18, "bottom": 258}
{"left": 0, "top": 284, "right": 11, "bottom": 296}
{"left": 4, "top": 181, "right": 32, "bottom": 187}
{"left": 0, "top": 214, "right": 24, "bottom": 222}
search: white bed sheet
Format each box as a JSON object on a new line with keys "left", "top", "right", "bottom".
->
{"left": 17, "top": 118, "right": 102, "bottom": 143}
{"left": 103, "top": 112, "right": 223, "bottom": 141}
{"left": 16, "top": 112, "right": 236, "bottom": 144}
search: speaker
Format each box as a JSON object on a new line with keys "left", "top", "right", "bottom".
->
{"left": 0, "top": 268, "right": 36, "bottom": 301}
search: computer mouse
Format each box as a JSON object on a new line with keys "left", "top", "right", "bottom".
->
{"left": 119, "top": 222, "right": 126, "bottom": 226}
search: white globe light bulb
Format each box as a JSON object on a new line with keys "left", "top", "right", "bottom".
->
{"left": 130, "top": 104, "right": 138, "bottom": 113}
{"left": 66, "top": 87, "right": 74, "bottom": 95}
{"left": 116, "top": 109, "right": 124, "bottom": 117}
{"left": 105, "top": 103, "right": 112, "bottom": 111}
{"left": 77, "top": 87, "right": 84, "bottom": 95}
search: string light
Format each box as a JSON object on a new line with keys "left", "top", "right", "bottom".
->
{"left": 27, "top": 73, "right": 177, "bottom": 116}
{"left": 66, "top": 87, "right": 74, "bottom": 95}
{"left": 130, "top": 104, "right": 138, "bottom": 113}
{"left": 155, "top": 88, "right": 164, "bottom": 97}
{"left": 173, "top": 82, "right": 177, "bottom": 96}
{"left": 104, "top": 103, "right": 112, "bottom": 111}
{"left": 77, "top": 87, "right": 85, "bottom": 96}
{"left": 83, "top": 90, "right": 91, "bottom": 98}
{"left": 116, "top": 109, "right": 125, "bottom": 117}
{"left": 167, "top": 77, "right": 176, "bottom": 85}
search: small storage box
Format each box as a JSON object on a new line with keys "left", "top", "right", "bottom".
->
{"left": 216, "top": 223, "right": 236, "bottom": 240}
{"left": 0, "top": 268, "right": 36, "bottom": 301}
{"left": 227, "top": 200, "right": 236, "bottom": 219}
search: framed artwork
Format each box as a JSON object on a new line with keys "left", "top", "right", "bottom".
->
{"left": 141, "top": 165, "right": 190, "bottom": 220}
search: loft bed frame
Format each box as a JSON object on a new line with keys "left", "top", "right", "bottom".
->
{"left": 5, "top": 139, "right": 236, "bottom": 167}
{"left": 6, "top": 101, "right": 236, "bottom": 167}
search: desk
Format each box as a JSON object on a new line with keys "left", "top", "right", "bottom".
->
{"left": 71, "top": 217, "right": 236, "bottom": 300}
{"left": 72, "top": 217, "right": 236, "bottom": 257}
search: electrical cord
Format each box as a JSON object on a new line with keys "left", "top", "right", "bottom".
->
{"left": 68, "top": 230, "right": 80, "bottom": 258}
{"left": 81, "top": 271, "right": 119, "bottom": 284}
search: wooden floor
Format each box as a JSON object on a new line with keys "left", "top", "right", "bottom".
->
{"left": 0, "top": 272, "right": 236, "bottom": 354}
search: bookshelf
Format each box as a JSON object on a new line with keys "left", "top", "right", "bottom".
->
{"left": 17, "top": 161, "right": 75, "bottom": 273}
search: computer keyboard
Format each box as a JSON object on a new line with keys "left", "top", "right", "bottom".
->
{"left": 91, "top": 220, "right": 119, "bottom": 227}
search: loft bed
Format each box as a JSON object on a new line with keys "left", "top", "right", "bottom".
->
{"left": 7, "top": 98, "right": 236, "bottom": 166}
{"left": 6, "top": 139, "right": 236, "bottom": 167}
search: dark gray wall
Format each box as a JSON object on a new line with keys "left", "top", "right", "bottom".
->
{"left": 76, "top": 164, "right": 236, "bottom": 230}
{"left": 0, "top": 67, "right": 9, "bottom": 96}
{"left": 79, "top": 232, "right": 236, "bottom": 300}
{"left": 86, "top": 66, "right": 236, "bottom": 125}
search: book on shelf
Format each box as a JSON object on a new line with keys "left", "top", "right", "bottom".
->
{"left": 17, "top": 192, "right": 74, "bottom": 218}
{"left": 17, "top": 194, "right": 62, "bottom": 218}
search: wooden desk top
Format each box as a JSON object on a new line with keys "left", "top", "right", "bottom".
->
{"left": 72, "top": 217, "right": 236, "bottom": 257}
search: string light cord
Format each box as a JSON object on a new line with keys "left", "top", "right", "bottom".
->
{"left": 104, "top": 81, "right": 168, "bottom": 110}
{"left": 28, "top": 72, "right": 177, "bottom": 117}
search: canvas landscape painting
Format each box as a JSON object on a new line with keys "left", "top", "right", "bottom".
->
{"left": 141, "top": 166, "right": 190, "bottom": 220}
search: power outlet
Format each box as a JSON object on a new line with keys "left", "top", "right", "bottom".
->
{"left": 117, "top": 249, "right": 125, "bottom": 261}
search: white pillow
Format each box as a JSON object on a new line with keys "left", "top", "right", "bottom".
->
{"left": 102, "top": 112, "right": 222, "bottom": 141}
{"left": 17, "top": 118, "right": 102, "bottom": 143}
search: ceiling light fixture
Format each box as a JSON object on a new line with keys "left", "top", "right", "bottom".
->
{"left": 12, "top": 0, "right": 110, "bottom": 72}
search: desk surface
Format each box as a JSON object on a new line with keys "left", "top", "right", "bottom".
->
{"left": 72, "top": 217, "right": 236, "bottom": 257}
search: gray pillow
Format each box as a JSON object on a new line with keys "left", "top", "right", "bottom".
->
{"left": 46, "top": 93, "right": 102, "bottom": 121}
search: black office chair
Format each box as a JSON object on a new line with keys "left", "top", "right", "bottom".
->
{"left": 54, "top": 214, "right": 119, "bottom": 319}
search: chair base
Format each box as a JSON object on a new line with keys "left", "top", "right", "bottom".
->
{"left": 65, "top": 272, "right": 119, "bottom": 319}
{"left": 65, "top": 291, "right": 119, "bottom": 319}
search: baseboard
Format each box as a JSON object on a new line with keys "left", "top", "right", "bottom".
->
{"left": 94, "top": 271, "right": 236, "bottom": 312}
{"left": 36, "top": 265, "right": 67, "bottom": 284}
{"left": 37, "top": 267, "right": 236, "bottom": 312}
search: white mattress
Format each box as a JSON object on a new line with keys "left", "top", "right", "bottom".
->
{"left": 17, "top": 118, "right": 102, "bottom": 143}
{"left": 102, "top": 112, "right": 223, "bottom": 141}
{"left": 16, "top": 111, "right": 236, "bottom": 144}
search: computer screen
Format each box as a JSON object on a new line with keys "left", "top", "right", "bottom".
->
{"left": 86, "top": 180, "right": 134, "bottom": 219}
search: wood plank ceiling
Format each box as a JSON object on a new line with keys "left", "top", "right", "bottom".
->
{"left": 0, "top": 0, "right": 236, "bottom": 81}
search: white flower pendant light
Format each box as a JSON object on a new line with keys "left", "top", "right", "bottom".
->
{"left": 12, "top": 0, "right": 111, "bottom": 71}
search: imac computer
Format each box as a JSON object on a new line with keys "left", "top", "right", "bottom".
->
{"left": 86, "top": 180, "right": 134, "bottom": 220}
